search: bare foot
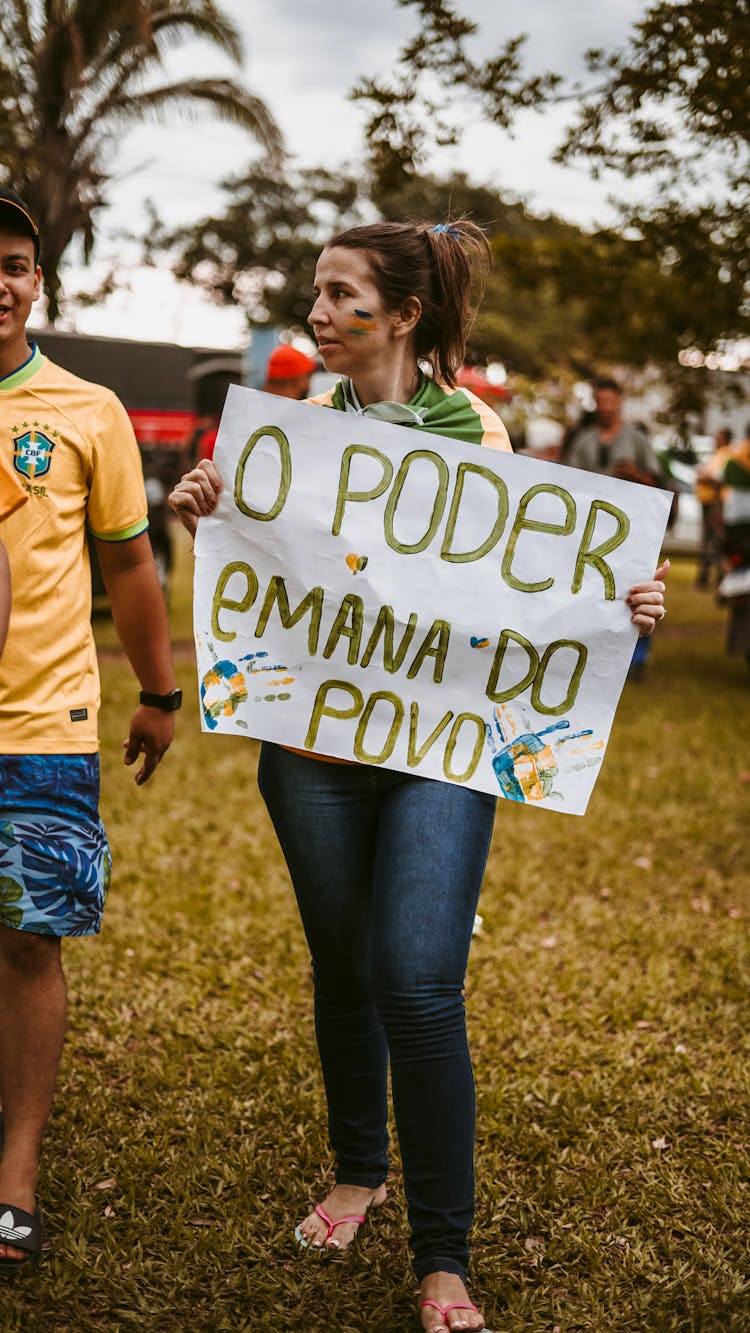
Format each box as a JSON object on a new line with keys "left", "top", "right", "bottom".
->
{"left": 419, "top": 1272, "right": 484, "bottom": 1331}
{"left": 295, "top": 1181, "right": 387, "bottom": 1252}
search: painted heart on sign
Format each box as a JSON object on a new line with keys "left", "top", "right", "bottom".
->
{"left": 346, "top": 553, "right": 368, "bottom": 573}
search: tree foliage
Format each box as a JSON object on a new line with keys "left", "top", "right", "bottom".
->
{"left": 162, "top": 155, "right": 714, "bottom": 408}
{"left": 0, "top": 0, "right": 282, "bottom": 320}
{"left": 157, "top": 0, "right": 750, "bottom": 424}
{"left": 7, "top": 0, "right": 741, "bottom": 406}
{"left": 558, "top": 0, "right": 750, "bottom": 191}
{"left": 158, "top": 163, "right": 364, "bottom": 327}
{"left": 479, "top": 226, "right": 705, "bottom": 379}
{"left": 357, "top": 0, "right": 750, "bottom": 362}
{"left": 351, "top": 0, "right": 560, "bottom": 207}
{"left": 556, "top": 0, "right": 750, "bottom": 349}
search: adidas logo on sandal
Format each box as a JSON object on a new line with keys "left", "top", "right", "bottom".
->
{"left": 0, "top": 1209, "right": 32, "bottom": 1241}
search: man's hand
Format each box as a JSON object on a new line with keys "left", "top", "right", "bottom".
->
{"left": 122, "top": 704, "right": 175, "bottom": 785}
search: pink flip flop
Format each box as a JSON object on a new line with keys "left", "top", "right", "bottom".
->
{"left": 294, "top": 1202, "right": 366, "bottom": 1255}
{"left": 420, "top": 1299, "right": 483, "bottom": 1330}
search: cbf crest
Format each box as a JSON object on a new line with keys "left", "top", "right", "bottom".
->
{"left": 12, "top": 425, "right": 57, "bottom": 481}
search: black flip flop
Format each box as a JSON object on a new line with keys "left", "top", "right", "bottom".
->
{"left": 0, "top": 1204, "right": 45, "bottom": 1277}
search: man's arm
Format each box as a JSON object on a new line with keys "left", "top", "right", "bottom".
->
{"left": 94, "top": 532, "right": 177, "bottom": 785}
{"left": 633, "top": 427, "right": 667, "bottom": 480}
{"left": 563, "top": 427, "right": 592, "bottom": 471}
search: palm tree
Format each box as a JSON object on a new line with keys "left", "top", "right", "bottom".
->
{"left": 0, "top": 0, "right": 282, "bottom": 321}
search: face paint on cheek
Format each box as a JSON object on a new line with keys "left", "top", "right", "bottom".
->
{"left": 348, "top": 309, "right": 377, "bottom": 335}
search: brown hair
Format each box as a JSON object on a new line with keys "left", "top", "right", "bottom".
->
{"left": 325, "top": 219, "right": 491, "bottom": 388}
{"left": 592, "top": 375, "right": 622, "bottom": 395}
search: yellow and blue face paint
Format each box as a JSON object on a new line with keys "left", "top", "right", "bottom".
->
{"left": 348, "top": 309, "right": 376, "bottom": 335}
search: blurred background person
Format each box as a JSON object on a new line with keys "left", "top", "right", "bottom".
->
{"left": 694, "top": 426, "right": 733, "bottom": 589}
{"left": 717, "top": 425, "right": 750, "bottom": 666}
{"left": 564, "top": 376, "right": 665, "bottom": 483}
{"left": 559, "top": 407, "right": 596, "bottom": 465}
{"left": 262, "top": 343, "right": 318, "bottom": 400}
{"left": 721, "top": 425, "right": 750, "bottom": 530}
{"left": 564, "top": 375, "right": 670, "bottom": 680}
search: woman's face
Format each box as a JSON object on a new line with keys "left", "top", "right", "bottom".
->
{"left": 309, "top": 246, "right": 402, "bottom": 377}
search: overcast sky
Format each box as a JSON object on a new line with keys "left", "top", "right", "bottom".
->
{"left": 48, "top": 0, "right": 652, "bottom": 346}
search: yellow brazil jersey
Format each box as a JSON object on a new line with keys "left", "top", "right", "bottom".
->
{"left": 0, "top": 347, "right": 148, "bottom": 753}
{"left": 0, "top": 449, "right": 28, "bottom": 521}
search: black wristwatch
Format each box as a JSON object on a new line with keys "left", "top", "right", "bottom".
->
{"left": 139, "top": 688, "right": 183, "bottom": 712}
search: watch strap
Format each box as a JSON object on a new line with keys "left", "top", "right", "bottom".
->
{"left": 139, "top": 688, "right": 182, "bottom": 712}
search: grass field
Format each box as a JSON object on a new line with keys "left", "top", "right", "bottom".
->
{"left": 2, "top": 535, "right": 748, "bottom": 1332}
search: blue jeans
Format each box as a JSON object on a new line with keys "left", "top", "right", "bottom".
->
{"left": 257, "top": 742, "right": 496, "bottom": 1280}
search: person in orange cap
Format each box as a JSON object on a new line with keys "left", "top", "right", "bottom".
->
{"left": 262, "top": 343, "right": 318, "bottom": 400}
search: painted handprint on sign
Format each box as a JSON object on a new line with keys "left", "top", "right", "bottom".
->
{"left": 240, "top": 650, "right": 296, "bottom": 702}
{"left": 198, "top": 642, "right": 296, "bottom": 730}
{"left": 485, "top": 703, "right": 604, "bottom": 804}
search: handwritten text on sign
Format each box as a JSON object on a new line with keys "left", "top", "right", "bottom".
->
{"left": 193, "top": 385, "right": 671, "bottom": 815}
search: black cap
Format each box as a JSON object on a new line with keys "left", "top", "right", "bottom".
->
{"left": 0, "top": 187, "right": 40, "bottom": 263}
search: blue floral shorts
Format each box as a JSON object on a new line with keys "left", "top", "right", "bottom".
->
{"left": 0, "top": 754, "right": 111, "bottom": 936}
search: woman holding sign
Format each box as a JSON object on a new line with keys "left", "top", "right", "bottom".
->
{"left": 170, "top": 220, "right": 667, "bottom": 1333}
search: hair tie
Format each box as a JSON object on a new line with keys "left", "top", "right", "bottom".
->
{"left": 432, "top": 224, "right": 460, "bottom": 239}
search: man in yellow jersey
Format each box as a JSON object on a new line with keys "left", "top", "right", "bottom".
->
{"left": 0, "top": 187, "right": 180, "bottom": 1275}
{"left": 0, "top": 452, "right": 27, "bottom": 655}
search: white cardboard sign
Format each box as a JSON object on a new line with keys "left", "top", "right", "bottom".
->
{"left": 193, "top": 385, "right": 671, "bottom": 815}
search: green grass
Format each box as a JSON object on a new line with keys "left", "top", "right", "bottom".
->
{"left": 2, "top": 536, "right": 748, "bottom": 1332}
